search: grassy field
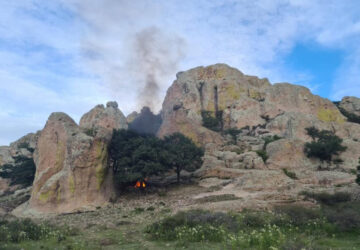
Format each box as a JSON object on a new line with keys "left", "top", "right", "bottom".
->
{"left": 1, "top": 188, "right": 360, "bottom": 249}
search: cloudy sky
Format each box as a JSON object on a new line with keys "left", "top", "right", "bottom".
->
{"left": 0, "top": 0, "right": 360, "bottom": 145}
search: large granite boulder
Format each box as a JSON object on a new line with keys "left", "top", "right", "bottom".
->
{"left": 25, "top": 112, "right": 115, "bottom": 214}
{"left": 80, "top": 101, "right": 128, "bottom": 139}
{"left": 339, "top": 96, "right": 360, "bottom": 117}
{"left": 158, "top": 64, "right": 345, "bottom": 145}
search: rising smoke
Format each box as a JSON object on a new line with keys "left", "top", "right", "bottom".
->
{"left": 64, "top": 0, "right": 186, "bottom": 113}
{"left": 132, "top": 27, "right": 185, "bottom": 111}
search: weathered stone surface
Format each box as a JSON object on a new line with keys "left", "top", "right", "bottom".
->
{"left": 158, "top": 63, "right": 360, "bottom": 206}
{"left": 266, "top": 139, "right": 318, "bottom": 170}
{"left": 28, "top": 112, "right": 115, "bottom": 215}
{"left": 80, "top": 101, "right": 128, "bottom": 138}
{"left": 159, "top": 64, "right": 345, "bottom": 146}
{"left": 340, "top": 96, "right": 360, "bottom": 116}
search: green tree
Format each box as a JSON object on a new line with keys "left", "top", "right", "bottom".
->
{"left": 163, "top": 133, "right": 204, "bottom": 183}
{"left": 304, "top": 127, "right": 347, "bottom": 163}
{"left": 305, "top": 126, "right": 320, "bottom": 141}
{"left": 109, "top": 129, "right": 168, "bottom": 188}
{"left": 0, "top": 155, "right": 36, "bottom": 188}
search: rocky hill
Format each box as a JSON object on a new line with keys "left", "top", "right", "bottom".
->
{"left": 1, "top": 64, "right": 360, "bottom": 216}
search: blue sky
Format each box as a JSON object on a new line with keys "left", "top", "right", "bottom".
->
{"left": 0, "top": 0, "right": 360, "bottom": 145}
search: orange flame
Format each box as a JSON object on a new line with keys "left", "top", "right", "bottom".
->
{"left": 134, "top": 180, "right": 146, "bottom": 188}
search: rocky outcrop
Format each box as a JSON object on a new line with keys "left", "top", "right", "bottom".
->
{"left": 0, "top": 133, "right": 39, "bottom": 167}
{"left": 339, "top": 96, "right": 360, "bottom": 117}
{"left": 0, "top": 132, "right": 39, "bottom": 195}
{"left": 24, "top": 102, "right": 127, "bottom": 215}
{"left": 158, "top": 64, "right": 344, "bottom": 145}
{"left": 159, "top": 64, "right": 359, "bottom": 205}
{"left": 80, "top": 101, "right": 127, "bottom": 139}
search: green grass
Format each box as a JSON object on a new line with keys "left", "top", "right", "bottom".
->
{"left": 3, "top": 195, "right": 360, "bottom": 250}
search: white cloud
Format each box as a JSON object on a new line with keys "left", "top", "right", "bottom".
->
{"left": 0, "top": 0, "right": 360, "bottom": 145}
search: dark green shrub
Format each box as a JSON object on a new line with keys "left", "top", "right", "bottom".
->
{"left": 302, "top": 191, "right": 351, "bottom": 206}
{"left": 223, "top": 128, "right": 242, "bottom": 143}
{"left": 323, "top": 202, "right": 360, "bottom": 232}
{"left": 304, "top": 127, "right": 346, "bottom": 162}
{"left": 145, "top": 210, "right": 238, "bottom": 241}
{"left": 282, "top": 169, "right": 298, "bottom": 180}
{"left": 84, "top": 128, "right": 96, "bottom": 137}
{"left": 256, "top": 150, "right": 268, "bottom": 162}
{"left": 263, "top": 135, "right": 282, "bottom": 149}
{"left": 241, "top": 212, "right": 267, "bottom": 228}
{"left": 0, "top": 218, "right": 69, "bottom": 243}
{"left": 201, "top": 110, "right": 223, "bottom": 132}
{"left": 0, "top": 155, "right": 36, "bottom": 188}
{"left": 274, "top": 205, "right": 321, "bottom": 226}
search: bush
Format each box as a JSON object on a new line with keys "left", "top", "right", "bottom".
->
{"left": 0, "top": 155, "right": 36, "bottom": 188}
{"left": 263, "top": 135, "right": 282, "bottom": 149}
{"left": 201, "top": 110, "right": 223, "bottom": 132}
{"left": 302, "top": 191, "right": 351, "bottom": 206}
{"left": 256, "top": 150, "right": 268, "bottom": 163}
{"left": 223, "top": 128, "right": 242, "bottom": 143}
{"left": 145, "top": 210, "right": 238, "bottom": 241}
{"left": 304, "top": 127, "right": 347, "bottom": 163}
{"left": 274, "top": 205, "right": 322, "bottom": 226}
{"left": 282, "top": 168, "right": 298, "bottom": 180}
{"left": 84, "top": 128, "right": 96, "bottom": 137}
{"left": 323, "top": 202, "right": 360, "bottom": 232}
{"left": 0, "top": 218, "right": 70, "bottom": 243}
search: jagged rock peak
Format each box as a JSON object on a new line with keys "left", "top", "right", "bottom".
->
{"left": 23, "top": 110, "right": 115, "bottom": 215}
{"left": 79, "top": 101, "right": 128, "bottom": 131}
{"left": 106, "top": 101, "right": 118, "bottom": 108}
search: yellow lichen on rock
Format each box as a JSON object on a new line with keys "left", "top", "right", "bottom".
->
{"left": 218, "top": 84, "right": 241, "bottom": 110}
{"left": 248, "top": 89, "right": 264, "bottom": 101}
{"left": 55, "top": 141, "right": 65, "bottom": 171}
{"left": 56, "top": 187, "right": 61, "bottom": 203}
{"left": 94, "top": 141, "right": 108, "bottom": 190}
{"left": 317, "top": 108, "right": 345, "bottom": 123}
{"left": 69, "top": 175, "right": 75, "bottom": 194}
{"left": 39, "top": 189, "right": 53, "bottom": 203}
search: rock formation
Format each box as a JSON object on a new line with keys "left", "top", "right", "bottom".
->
{"left": 1, "top": 64, "right": 359, "bottom": 215}
{"left": 159, "top": 64, "right": 360, "bottom": 207}
{"left": 16, "top": 102, "right": 127, "bottom": 215}
{"left": 0, "top": 132, "right": 39, "bottom": 195}
{"left": 339, "top": 96, "right": 360, "bottom": 116}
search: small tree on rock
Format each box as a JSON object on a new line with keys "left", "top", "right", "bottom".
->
{"left": 163, "top": 133, "right": 204, "bottom": 183}
{"left": 304, "top": 127, "right": 347, "bottom": 163}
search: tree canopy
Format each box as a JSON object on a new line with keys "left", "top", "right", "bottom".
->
{"left": 304, "top": 126, "right": 347, "bottom": 163}
{"left": 0, "top": 155, "right": 36, "bottom": 188}
{"left": 163, "top": 133, "right": 204, "bottom": 183}
{"left": 109, "top": 130, "right": 204, "bottom": 188}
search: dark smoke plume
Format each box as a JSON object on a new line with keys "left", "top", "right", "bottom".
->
{"left": 133, "top": 27, "right": 185, "bottom": 111}
{"left": 128, "top": 106, "right": 162, "bottom": 135}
